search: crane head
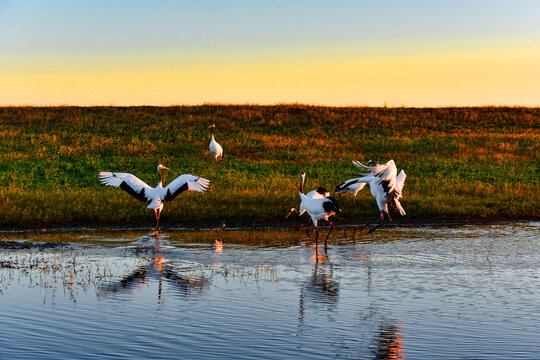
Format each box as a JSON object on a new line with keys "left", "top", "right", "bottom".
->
{"left": 157, "top": 164, "right": 169, "bottom": 171}
{"left": 208, "top": 124, "right": 216, "bottom": 129}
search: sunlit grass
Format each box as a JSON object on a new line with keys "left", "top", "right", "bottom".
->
{"left": 0, "top": 105, "right": 538, "bottom": 228}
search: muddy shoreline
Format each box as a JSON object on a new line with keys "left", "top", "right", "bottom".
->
{"left": 0, "top": 216, "right": 537, "bottom": 235}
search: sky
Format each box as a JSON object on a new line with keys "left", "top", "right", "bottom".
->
{"left": 1, "top": 0, "right": 539, "bottom": 107}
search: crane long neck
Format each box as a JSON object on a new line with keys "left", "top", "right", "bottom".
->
{"left": 299, "top": 175, "right": 305, "bottom": 195}
{"left": 158, "top": 168, "right": 163, "bottom": 185}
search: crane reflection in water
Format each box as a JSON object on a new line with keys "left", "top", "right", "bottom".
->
{"left": 98, "top": 236, "right": 211, "bottom": 304}
{"left": 372, "top": 322, "right": 405, "bottom": 360}
{"left": 296, "top": 241, "right": 404, "bottom": 359}
{"left": 297, "top": 246, "right": 340, "bottom": 333}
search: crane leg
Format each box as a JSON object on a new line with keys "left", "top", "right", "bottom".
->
{"left": 314, "top": 227, "right": 319, "bottom": 251}
{"left": 154, "top": 209, "right": 161, "bottom": 235}
{"left": 385, "top": 208, "right": 392, "bottom": 223}
{"left": 353, "top": 196, "right": 357, "bottom": 215}
{"left": 324, "top": 221, "right": 334, "bottom": 253}
{"left": 367, "top": 212, "right": 387, "bottom": 234}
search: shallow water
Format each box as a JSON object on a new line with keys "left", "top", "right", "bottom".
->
{"left": 0, "top": 222, "right": 539, "bottom": 359}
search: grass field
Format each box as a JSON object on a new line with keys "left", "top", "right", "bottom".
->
{"left": 0, "top": 105, "right": 538, "bottom": 228}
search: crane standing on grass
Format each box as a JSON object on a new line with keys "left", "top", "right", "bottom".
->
{"left": 208, "top": 124, "right": 223, "bottom": 163}
{"left": 98, "top": 164, "right": 210, "bottom": 234}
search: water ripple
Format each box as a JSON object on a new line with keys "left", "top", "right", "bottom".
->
{"left": 0, "top": 222, "right": 539, "bottom": 359}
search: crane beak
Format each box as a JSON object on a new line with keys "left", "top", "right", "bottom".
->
{"left": 285, "top": 208, "right": 297, "bottom": 219}
{"left": 208, "top": 124, "right": 215, "bottom": 128}
{"left": 162, "top": 166, "right": 169, "bottom": 170}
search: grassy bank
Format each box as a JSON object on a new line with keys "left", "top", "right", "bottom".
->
{"left": 0, "top": 105, "right": 538, "bottom": 228}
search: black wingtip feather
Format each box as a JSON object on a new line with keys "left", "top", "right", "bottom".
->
{"left": 334, "top": 179, "right": 359, "bottom": 194}
{"left": 119, "top": 181, "right": 147, "bottom": 202}
{"left": 163, "top": 182, "right": 189, "bottom": 202}
{"left": 323, "top": 196, "right": 341, "bottom": 214}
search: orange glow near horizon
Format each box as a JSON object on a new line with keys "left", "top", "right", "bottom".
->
{"left": 1, "top": 45, "right": 539, "bottom": 107}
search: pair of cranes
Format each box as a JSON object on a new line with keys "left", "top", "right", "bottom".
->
{"left": 99, "top": 124, "right": 407, "bottom": 246}
{"left": 286, "top": 159, "right": 407, "bottom": 251}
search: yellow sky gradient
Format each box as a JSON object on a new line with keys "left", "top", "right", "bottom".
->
{"left": 2, "top": 1, "right": 540, "bottom": 106}
{"left": 2, "top": 45, "right": 539, "bottom": 107}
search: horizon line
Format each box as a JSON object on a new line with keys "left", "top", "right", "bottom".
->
{"left": 1, "top": 103, "right": 539, "bottom": 109}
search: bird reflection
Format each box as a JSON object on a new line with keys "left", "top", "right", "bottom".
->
{"left": 300, "top": 240, "right": 328, "bottom": 263}
{"left": 98, "top": 237, "right": 209, "bottom": 303}
{"left": 373, "top": 322, "right": 405, "bottom": 360}
{"left": 215, "top": 239, "right": 224, "bottom": 253}
{"left": 298, "top": 254, "right": 340, "bottom": 332}
{"left": 214, "top": 222, "right": 227, "bottom": 253}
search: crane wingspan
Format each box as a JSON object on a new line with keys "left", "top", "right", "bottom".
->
{"left": 163, "top": 174, "right": 210, "bottom": 202}
{"left": 98, "top": 172, "right": 153, "bottom": 202}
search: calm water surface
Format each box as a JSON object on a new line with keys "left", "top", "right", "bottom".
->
{"left": 0, "top": 222, "right": 538, "bottom": 359}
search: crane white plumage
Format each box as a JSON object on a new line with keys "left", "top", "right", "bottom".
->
{"left": 336, "top": 159, "right": 406, "bottom": 223}
{"left": 98, "top": 164, "right": 210, "bottom": 233}
{"left": 392, "top": 169, "right": 407, "bottom": 216}
{"left": 208, "top": 124, "right": 223, "bottom": 163}
{"left": 290, "top": 174, "right": 331, "bottom": 217}
{"left": 286, "top": 172, "right": 340, "bottom": 252}
{"left": 306, "top": 187, "right": 331, "bottom": 200}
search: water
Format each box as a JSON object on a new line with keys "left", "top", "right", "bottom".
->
{"left": 0, "top": 222, "right": 538, "bottom": 359}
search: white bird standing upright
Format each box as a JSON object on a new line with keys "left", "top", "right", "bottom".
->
{"left": 286, "top": 172, "right": 341, "bottom": 252}
{"left": 208, "top": 124, "right": 223, "bottom": 163}
{"left": 98, "top": 164, "right": 210, "bottom": 233}
{"left": 337, "top": 159, "right": 406, "bottom": 223}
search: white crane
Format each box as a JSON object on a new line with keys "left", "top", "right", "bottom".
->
{"left": 208, "top": 124, "right": 223, "bottom": 163}
{"left": 98, "top": 164, "right": 210, "bottom": 233}
{"left": 336, "top": 159, "right": 406, "bottom": 224}
{"left": 286, "top": 172, "right": 341, "bottom": 251}
{"left": 287, "top": 173, "right": 330, "bottom": 217}
{"left": 292, "top": 177, "right": 331, "bottom": 217}
{"left": 287, "top": 177, "right": 331, "bottom": 227}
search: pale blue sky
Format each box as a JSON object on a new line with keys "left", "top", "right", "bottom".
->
{"left": 1, "top": 0, "right": 539, "bottom": 105}
{"left": 2, "top": 1, "right": 538, "bottom": 55}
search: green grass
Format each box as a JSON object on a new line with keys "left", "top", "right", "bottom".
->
{"left": 0, "top": 105, "right": 538, "bottom": 228}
